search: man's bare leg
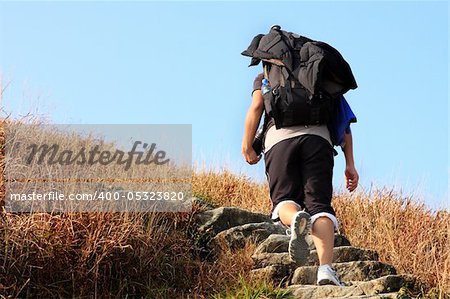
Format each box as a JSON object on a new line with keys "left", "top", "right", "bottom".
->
{"left": 311, "top": 216, "right": 334, "bottom": 265}
{"left": 313, "top": 216, "right": 343, "bottom": 286}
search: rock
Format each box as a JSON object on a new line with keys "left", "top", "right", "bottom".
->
{"left": 249, "top": 252, "right": 389, "bottom": 288}
{"left": 195, "top": 207, "right": 271, "bottom": 236}
{"left": 252, "top": 252, "right": 296, "bottom": 269}
{"left": 254, "top": 234, "right": 351, "bottom": 255}
{"left": 307, "top": 246, "right": 379, "bottom": 266}
{"left": 291, "top": 261, "right": 397, "bottom": 285}
{"left": 254, "top": 234, "right": 290, "bottom": 254}
{"left": 310, "top": 234, "right": 352, "bottom": 250}
{"left": 289, "top": 284, "right": 365, "bottom": 299}
{"left": 250, "top": 265, "right": 293, "bottom": 286}
{"left": 334, "top": 294, "right": 398, "bottom": 299}
{"left": 289, "top": 274, "right": 414, "bottom": 299}
{"left": 357, "top": 274, "right": 415, "bottom": 295}
{"left": 212, "top": 222, "right": 285, "bottom": 250}
{"left": 252, "top": 246, "right": 378, "bottom": 269}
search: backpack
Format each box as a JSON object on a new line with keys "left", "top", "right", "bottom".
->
{"left": 242, "top": 25, "right": 357, "bottom": 129}
{"left": 261, "top": 62, "right": 334, "bottom": 129}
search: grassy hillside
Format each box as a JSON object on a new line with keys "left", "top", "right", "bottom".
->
{"left": 193, "top": 170, "right": 450, "bottom": 298}
{"left": 0, "top": 119, "right": 449, "bottom": 298}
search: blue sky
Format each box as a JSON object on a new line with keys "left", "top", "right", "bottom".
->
{"left": 0, "top": 1, "right": 448, "bottom": 210}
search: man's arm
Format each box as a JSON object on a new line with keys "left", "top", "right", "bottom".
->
{"left": 343, "top": 130, "right": 359, "bottom": 192}
{"left": 242, "top": 90, "right": 264, "bottom": 164}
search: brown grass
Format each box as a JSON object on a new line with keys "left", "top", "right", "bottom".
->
{"left": 1, "top": 118, "right": 449, "bottom": 298}
{"left": 334, "top": 191, "right": 450, "bottom": 297}
{"left": 192, "top": 169, "right": 270, "bottom": 213}
{"left": 0, "top": 119, "right": 264, "bottom": 298}
{"left": 0, "top": 209, "right": 260, "bottom": 298}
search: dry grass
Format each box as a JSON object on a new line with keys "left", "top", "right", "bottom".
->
{"left": 192, "top": 170, "right": 271, "bottom": 213}
{"left": 334, "top": 191, "right": 450, "bottom": 297}
{"left": 0, "top": 118, "right": 267, "bottom": 298}
{"left": 0, "top": 211, "right": 197, "bottom": 297}
{"left": 1, "top": 118, "right": 449, "bottom": 298}
{"left": 0, "top": 209, "right": 263, "bottom": 298}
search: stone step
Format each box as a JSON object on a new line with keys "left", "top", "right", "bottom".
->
{"left": 252, "top": 246, "right": 379, "bottom": 269}
{"left": 308, "top": 246, "right": 378, "bottom": 266}
{"left": 291, "top": 261, "right": 397, "bottom": 285}
{"left": 333, "top": 293, "right": 398, "bottom": 299}
{"left": 253, "top": 252, "right": 297, "bottom": 270}
{"left": 250, "top": 261, "right": 397, "bottom": 287}
{"left": 251, "top": 264, "right": 295, "bottom": 286}
{"left": 254, "top": 234, "right": 290, "bottom": 254}
{"left": 254, "top": 233, "right": 351, "bottom": 255}
{"left": 288, "top": 274, "right": 414, "bottom": 299}
{"left": 212, "top": 222, "right": 285, "bottom": 250}
{"left": 312, "top": 234, "right": 351, "bottom": 249}
{"left": 195, "top": 207, "right": 270, "bottom": 236}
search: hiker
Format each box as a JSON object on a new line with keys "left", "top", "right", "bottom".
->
{"left": 241, "top": 26, "right": 359, "bottom": 286}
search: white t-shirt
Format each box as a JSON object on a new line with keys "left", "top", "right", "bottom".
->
{"left": 264, "top": 124, "right": 332, "bottom": 153}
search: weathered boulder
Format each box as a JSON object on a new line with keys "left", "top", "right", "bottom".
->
{"left": 291, "top": 261, "right": 396, "bottom": 285}
{"left": 212, "top": 222, "right": 285, "bottom": 250}
{"left": 252, "top": 252, "right": 296, "bottom": 269}
{"left": 333, "top": 294, "right": 398, "bottom": 299}
{"left": 288, "top": 274, "right": 414, "bottom": 299}
{"left": 313, "top": 234, "right": 351, "bottom": 250}
{"left": 250, "top": 264, "right": 293, "bottom": 286}
{"left": 195, "top": 207, "right": 271, "bottom": 236}
{"left": 252, "top": 246, "right": 379, "bottom": 269}
{"left": 254, "top": 234, "right": 290, "bottom": 255}
{"left": 357, "top": 274, "right": 415, "bottom": 295}
{"left": 289, "top": 284, "right": 364, "bottom": 299}
{"left": 254, "top": 234, "right": 352, "bottom": 255}
{"left": 307, "top": 246, "right": 379, "bottom": 266}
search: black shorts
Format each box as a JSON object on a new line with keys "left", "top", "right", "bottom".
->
{"left": 264, "top": 134, "right": 335, "bottom": 219}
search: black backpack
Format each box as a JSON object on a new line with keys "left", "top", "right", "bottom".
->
{"left": 261, "top": 62, "right": 334, "bottom": 129}
{"left": 243, "top": 25, "right": 357, "bottom": 130}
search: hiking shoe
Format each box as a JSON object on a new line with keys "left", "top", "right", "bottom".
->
{"left": 317, "top": 264, "right": 344, "bottom": 286}
{"left": 288, "top": 211, "right": 311, "bottom": 265}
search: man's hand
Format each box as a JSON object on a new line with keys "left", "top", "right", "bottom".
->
{"left": 242, "top": 147, "right": 261, "bottom": 165}
{"left": 342, "top": 131, "right": 358, "bottom": 192}
{"left": 344, "top": 165, "right": 359, "bottom": 192}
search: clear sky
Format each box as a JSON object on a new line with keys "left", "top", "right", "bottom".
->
{"left": 0, "top": 1, "right": 448, "bottom": 210}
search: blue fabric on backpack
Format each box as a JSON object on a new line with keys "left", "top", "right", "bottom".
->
{"left": 330, "top": 95, "right": 357, "bottom": 148}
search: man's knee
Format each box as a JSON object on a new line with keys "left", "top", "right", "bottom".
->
{"left": 271, "top": 200, "right": 302, "bottom": 227}
{"left": 310, "top": 212, "right": 339, "bottom": 232}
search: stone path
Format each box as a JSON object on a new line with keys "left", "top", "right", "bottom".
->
{"left": 195, "top": 203, "right": 416, "bottom": 299}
